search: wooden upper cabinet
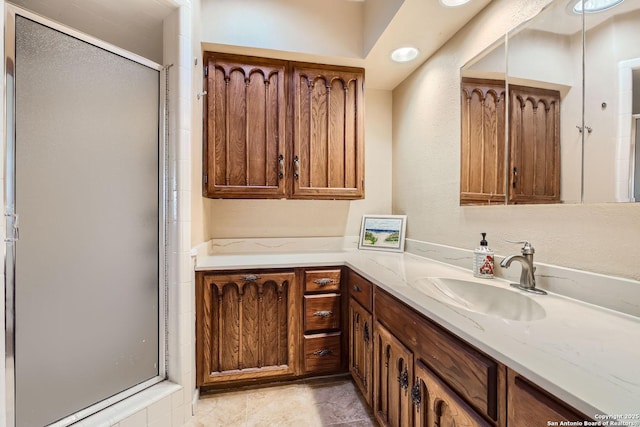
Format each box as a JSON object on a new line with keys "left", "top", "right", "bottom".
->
{"left": 203, "top": 53, "right": 288, "bottom": 198}
{"left": 291, "top": 63, "right": 365, "bottom": 199}
{"left": 461, "top": 78, "right": 507, "bottom": 205}
{"left": 202, "top": 53, "right": 365, "bottom": 200}
{"left": 509, "top": 85, "right": 561, "bottom": 204}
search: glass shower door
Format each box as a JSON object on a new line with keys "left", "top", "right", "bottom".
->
{"left": 634, "top": 117, "right": 640, "bottom": 201}
{"left": 8, "top": 11, "right": 163, "bottom": 427}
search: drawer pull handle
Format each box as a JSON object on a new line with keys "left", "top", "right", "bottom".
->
{"left": 313, "top": 349, "right": 332, "bottom": 357}
{"left": 353, "top": 284, "right": 362, "bottom": 292}
{"left": 313, "top": 310, "right": 333, "bottom": 318}
{"left": 242, "top": 275, "right": 260, "bottom": 282}
{"left": 314, "top": 278, "right": 334, "bottom": 287}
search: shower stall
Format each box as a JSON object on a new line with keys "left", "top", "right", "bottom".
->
{"left": 4, "top": 6, "right": 166, "bottom": 426}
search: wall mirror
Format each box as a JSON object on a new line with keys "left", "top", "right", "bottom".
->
{"left": 460, "top": 0, "right": 640, "bottom": 205}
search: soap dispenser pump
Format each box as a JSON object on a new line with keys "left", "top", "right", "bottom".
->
{"left": 473, "top": 232, "right": 494, "bottom": 278}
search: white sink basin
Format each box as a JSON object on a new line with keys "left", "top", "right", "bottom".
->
{"left": 410, "top": 277, "right": 546, "bottom": 321}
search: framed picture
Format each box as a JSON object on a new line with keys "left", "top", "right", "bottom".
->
{"left": 358, "top": 215, "right": 407, "bottom": 252}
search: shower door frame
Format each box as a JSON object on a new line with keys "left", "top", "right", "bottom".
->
{"left": 3, "top": 5, "right": 168, "bottom": 427}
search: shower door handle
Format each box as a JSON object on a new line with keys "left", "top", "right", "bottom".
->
{"left": 5, "top": 213, "right": 19, "bottom": 242}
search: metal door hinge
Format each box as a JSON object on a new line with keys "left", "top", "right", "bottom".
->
{"left": 204, "top": 174, "right": 208, "bottom": 184}
{"left": 204, "top": 66, "right": 208, "bottom": 77}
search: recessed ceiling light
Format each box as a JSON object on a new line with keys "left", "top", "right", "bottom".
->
{"left": 573, "top": 0, "right": 624, "bottom": 13}
{"left": 390, "top": 47, "right": 420, "bottom": 63}
{"left": 439, "top": 0, "right": 472, "bottom": 7}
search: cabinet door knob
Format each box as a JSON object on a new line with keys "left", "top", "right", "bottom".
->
{"left": 411, "top": 382, "right": 422, "bottom": 407}
{"left": 363, "top": 321, "right": 370, "bottom": 343}
{"left": 314, "top": 278, "right": 334, "bottom": 287}
{"left": 313, "top": 310, "right": 333, "bottom": 317}
{"left": 352, "top": 284, "right": 361, "bottom": 292}
{"left": 398, "top": 366, "right": 409, "bottom": 390}
{"left": 313, "top": 349, "right": 332, "bottom": 357}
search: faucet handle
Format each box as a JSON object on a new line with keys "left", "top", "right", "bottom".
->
{"left": 505, "top": 240, "right": 534, "bottom": 255}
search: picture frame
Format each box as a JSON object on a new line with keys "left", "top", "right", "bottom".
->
{"left": 358, "top": 214, "right": 407, "bottom": 252}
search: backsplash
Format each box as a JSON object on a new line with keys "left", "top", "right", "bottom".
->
{"left": 199, "top": 236, "right": 359, "bottom": 256}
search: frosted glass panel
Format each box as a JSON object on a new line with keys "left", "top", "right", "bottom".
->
{"left": 635, "top": 119, "right": 640, "bottom": 202}
{"left": 14, "top": 16, "right": 160, "bottom": 426}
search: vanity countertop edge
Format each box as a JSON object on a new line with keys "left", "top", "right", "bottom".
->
{"left": 195, "top": 249, "right": 640, "bottom": 421}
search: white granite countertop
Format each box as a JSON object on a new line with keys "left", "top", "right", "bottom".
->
{"left": 196, "top": 249, "right": 640, "bottom": 422}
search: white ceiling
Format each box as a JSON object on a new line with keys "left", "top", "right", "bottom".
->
{"left": 364, "top": 0, "right": 492, "bottom": 89}
{"left": 8, "top": 0, "right": 492, "bottom": 90}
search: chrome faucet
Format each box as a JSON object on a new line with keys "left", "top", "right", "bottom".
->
{"left": 500, "top": 241, "right": 547, "bottom": 295}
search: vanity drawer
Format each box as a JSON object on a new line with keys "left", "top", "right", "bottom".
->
{"left": 304, "top": 294, "right": 341, "bottom": 332}
{"left": 348, "top": 270, "right": 373, "bottom": 312}
{"left": 304, "top": 269, "right": 341, "bottom": 293}
{"left": 303, "top": 332, "right": 342, "bottom": 373}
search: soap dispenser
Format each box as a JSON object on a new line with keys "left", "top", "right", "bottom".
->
{"left": 473, "top": 232, "right": 494, "bottom": 278}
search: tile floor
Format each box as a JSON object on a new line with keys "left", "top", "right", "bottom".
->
{"left": 184, "top": 376, "right": 377, "bottom": 427}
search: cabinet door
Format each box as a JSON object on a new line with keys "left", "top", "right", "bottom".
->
{"left": 460, "top": 78, "right": 507, "bottom": 205}
{"left": 195, "top": 271, "right": 299, "bottom": 386}
{"left": 291, "top": 62, "right": 365, "bottom": 200}
{"left": 412, "top": 360, "right": 491, "bottom": 427}
{"left": 349, "top": 298, "right": 373, "bottom": 405}
{"left": 373, "top": 321, "right": 413, "bottom": 427}
{"left": 203, "top": 52, "right": 288, "bottom": 198}
{"left": 507, "top": 369, "right": 588, "bottom": 427}
{"left": 509, "top": 84, "right": 561, "bottom": 204}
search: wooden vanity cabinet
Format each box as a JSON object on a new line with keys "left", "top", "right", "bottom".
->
{"left": 507, "top": 369, "right": 590, "bottom": 427}
{"left": 413, "top": 359, "right": 492, "bottom": 427}
{"left": 195, "top": 270, "right": 300, "bottom": 387}
{"left": 373, "top": 321, "right": 414, "bottom": 427}
{"left": 375, "top": 288, "right": 504, "bottom": 425}
{"left": 348, "top": 270, "right": 374, "bottom": 405}
{"left": 301, "top": 267, "right": 346, "bottom": 374}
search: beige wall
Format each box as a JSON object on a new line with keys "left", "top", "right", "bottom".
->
{"left": 392, "top": 0, "right": 640, "bottom": 281}
{"left": 199, "top": 0, "right": 364, "bottom": 59}
{"left": 192, "top": 88, "right": 393, "bottom": 243}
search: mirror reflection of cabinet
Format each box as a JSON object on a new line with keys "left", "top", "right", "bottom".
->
{"left": 509, "top": 84, "right": 561, "bottom": 204}
{"left": 460, "top": 78, "right": 506, "bottom": 205}
{"left": 460, "top": 0, "right": 640, "bottom": 205}
{"left": 460, "top": 78, "right": 560, "bottom": 205}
